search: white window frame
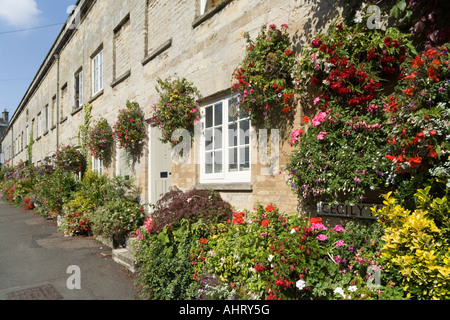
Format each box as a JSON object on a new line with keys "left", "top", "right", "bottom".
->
{"left": 92, "top": 156, "right": 103, "bottom": 175}
{"left": 92, "top": 50, "right": 103, "bottom": 95}
{"left": 74, "top": 70, "right": 83, "bottom": 109}
{"left": 200, "top": 96, "right": 251, "bottom": 184}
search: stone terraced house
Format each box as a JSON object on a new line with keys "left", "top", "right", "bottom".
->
{"left": 0, "top": 0, "right": 339, "bottom": 213}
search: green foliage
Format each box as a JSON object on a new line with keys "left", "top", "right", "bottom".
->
{"left": 134, "top": 219, "right": 210, "bottom": 300}
{"left": 113, "top": 100, "right": 148, "bottom": 160}
{"left": 287, "top": 22, "right": 414, "bottom": 204}
{"left": 231, "top": 23, "right": 296, "bottom": 136}
{"left": 54, "top": 145, "right": 86, "bottom": 175}
{"left": 189, "top": 203, "right": 403, "bottom": 300}
{"left": 150, "top": 77, "right": 200, "bottom": 147}
{"left": 372, "top": 188, "right": 450, "bottom": 299}
{"left": 88, "top": 118, "right": 114, "bottom": 165}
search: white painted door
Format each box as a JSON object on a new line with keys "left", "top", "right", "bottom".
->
{"left": 149, "top": 125, "right": 172, "bottom": 206}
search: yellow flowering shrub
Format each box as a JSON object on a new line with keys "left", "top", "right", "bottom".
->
{"left": 372, "top": 187, "right": 450, "bottom": 299}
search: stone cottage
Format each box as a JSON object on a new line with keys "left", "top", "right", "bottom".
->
{"left": 0, "top": 0, "right": 339, "bottom": 213}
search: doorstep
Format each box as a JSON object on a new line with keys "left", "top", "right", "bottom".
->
{"left": 112, "top": 248, "right": 138, "bottom": 273}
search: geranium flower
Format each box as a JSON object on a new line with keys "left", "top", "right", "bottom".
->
{"left": 317, "top": 234, "right": 327, "bottom": 241}
{"left": 412, "top": 56, "right": 424, "bottom": 68}
{"left": 407, "top": 157, "right": 422, "bottom": 168}
{"left": 261, "top": 219, "right": 269, "bottom": 227}
{"left": 285, "top": 49, "right": 292, "bottom": 55}
{"left": 302, "top": 115, "right": 309, "bottom": 123}
{"left": 317, "top": 132, "right": 327, "bottom": 140}
{"left": 265, "top": 204, "right": 275, "bottom": 212}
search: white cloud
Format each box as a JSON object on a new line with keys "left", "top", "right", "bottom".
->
{"left": 0, "top": 0, "right": 41, "bottom": 28}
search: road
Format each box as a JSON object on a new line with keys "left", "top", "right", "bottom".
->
{"left": 0, "top": 200, "right": 140, "bottom": 300}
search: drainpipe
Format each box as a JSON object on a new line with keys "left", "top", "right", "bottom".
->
{"left": 54, "top": 54, "right": 60, "bottom": 151}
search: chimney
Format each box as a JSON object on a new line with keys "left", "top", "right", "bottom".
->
{"left": 2, "top": 109, "right": 8, "bottom": 123}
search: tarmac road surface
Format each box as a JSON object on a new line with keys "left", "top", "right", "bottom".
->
{"left": 0, "top": 200, "right": 140, "bottom": 300}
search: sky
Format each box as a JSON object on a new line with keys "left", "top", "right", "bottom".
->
{"left": 0, "top": 0, "right": 76, "bottom": 119}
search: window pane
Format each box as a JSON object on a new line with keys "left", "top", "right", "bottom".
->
{"left": 205, "top": 128, "right": 213, "bottom": 151}
{"left": 205, "top": 106, "right": 213, "bottom": 128}
{"left": 228, "top": 147, "right": 237, "bottom": 172}
{"left": 228, "top": 123, "right": 237, "bottom": 147}
{"left": 214, "top": 103, "right": 222, "bottom": 126}
{"left": 239, "top": 120, "right": 250, "bottom": 145}
{"left": 214, "top": 151, "right": 222, "bottom": 173}
{"left": 239, "top": 146, "right": 250, "bottom": 171}
{"left": 214, "top": 127, "right": 222, "bottom": 150}
{"left": 205, "top": 152, "right": 213, "bottom": 174}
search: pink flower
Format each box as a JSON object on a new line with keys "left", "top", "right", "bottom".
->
{"left": 317, "top": 234, "right": 328, "bottom": 241}
{"left": 311, "top": 223, "right": 327, "bottom": 231}
{"left": 313, "top": 97, "right": 321, "bottom": 106}
{"left": 317, "top": 132, "right": 327, "bottom": 140}
{"left": 334, "top": 225, "right": 347, "bottom": 232}
{"left": 144, "top": 216, "right": 156, "bottom": 233}
{"left": 336, "top": 240, "right": 346, "bottom": 247}
{"left": 312, "top": 111, "right": 326, "bottom": 126}
{"left": 290, "top": 129, "right": 304, "bottom": 145}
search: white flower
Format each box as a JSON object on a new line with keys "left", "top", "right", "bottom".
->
{"left": 296, "top": 279, "right": 306, "bottom": 290}
{"left": 268, "top": 254, "right": 274, "bottom": 262}
{"left": 348, "top": 285, "right": 358, "bottom": 293}
{"left": 334, "top": 287, "right": 345, "bottom": 297}
{"left": 354, "top": 11, "right": 363, "bottom": 23}
{"left": 290, "top": 228, "right": 296, "bottom": 234}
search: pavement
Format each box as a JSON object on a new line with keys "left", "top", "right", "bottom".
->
{"left": 0, "top": 199, "right": 140, "bottom": 300}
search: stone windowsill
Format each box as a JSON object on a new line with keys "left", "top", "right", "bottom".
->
{"left": 71, "top": 106, "right": 83, "bottom": 116}
{"left": 194, "top": 182, "right": 252, "bottom": 192}
{"left": 60, "top": 116, "right": 68, "bottom": 124}
{"left": 111, "top": 69, "right": 131, "bottom": 88}
{"left": 142, "top": 39, "right": 172, "bottom": 66}
{"left": 88, "top": 89, "right": 104, "bottom": 104}
{"left": 43, "top": 130, "right": 49, "bottom": 136}
{"left": 192, "top": 0, "right": 233, "bottom": 28}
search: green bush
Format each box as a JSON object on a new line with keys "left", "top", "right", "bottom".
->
{"left": 189, "top": 203, "right": 403, "bottom": 300}
{"left": 134, "top": 219, "right": 211, "bottom": 300}
{"left": 90, "top": 199, "right": 145, "bottom": 246}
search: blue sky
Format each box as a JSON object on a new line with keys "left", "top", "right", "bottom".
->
{"left": 0, "top": 0, "right": 76, "bottom": 118}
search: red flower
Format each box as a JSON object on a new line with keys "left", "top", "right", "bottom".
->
{"left": 261, "top": 219, "right": 270, "bottom": 227}
{"left": 281, "top": 106, "right": 291, "bottom": 113}
{"left": 412, "top": 56, "right": 423, "bottom": 68}
{"left": 425, "top": 49, "right": 438, "bottom": 59}
{"left": 284, "top": 49, "right": 292, "bottom": 55}
{"left": 302, "top": 115, "right": 309, "bottom": 123}
{"left": 309, "top": 217, "right": 322, "bottom": 224}
{"left": 385, "top": 154, "right": 395, "bottom": 161}
{"left": 199, "top": 238, "right": 208, "bottom": 244}
{"left": 265, "top": 204, "right": 275, "bottom": 212}
{"left": 407, "top": 157, "right": 422, "bottom": 168}
{"left": 430, "top": 130, "right": 437, "bottom": 136}
{"left": 384, "top": 37, "right": 392, "bottom": 47}
{"left": 311, "top": 77, "right": 320, "bottom": 85}
{"left": 232, "top": 211, "right": 245, "bottom": 224}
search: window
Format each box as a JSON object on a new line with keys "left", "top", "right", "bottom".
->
{"left": 92, "top": 50, "right": 103, "bottom": 95}
{"left": 74, "top": 70, "right": 83, "bottom": 109}
{"left": 44, "top": 105, "right": 49, "bottom": 132}
{"left": 37, "top": 113, "right": 41, "bottom": 137}
{"left": 200, "top": 0, "right": 221, "bottom": 15}
{"left": 200, "top": 96, "right": 250, "bottom": 183}
{"left": 92, "top": 156, "right": 103, "bottom": 175}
